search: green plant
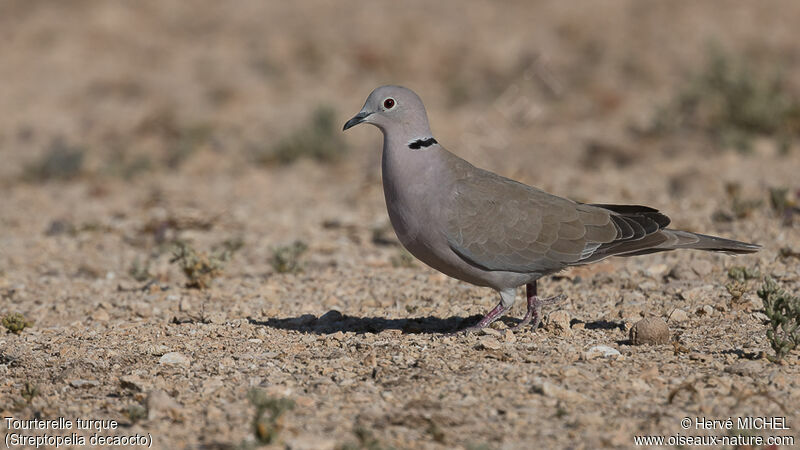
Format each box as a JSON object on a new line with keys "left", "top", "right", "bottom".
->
{"left": 2, "top": 313, "right": 33, "bottom": 334}
{"left": 259, "top": 106, "right": 348, "bottom": 165}
{"left": 270, "top": 241, "right": 308, "bottom": 273}
{"left": 757, "top": 277, "right": 800, "bottom": 362}
{"left": 126, "top": 404, "right": 147, "bottom": 424}
{"left": 247, "top": 388, "right": 295, "bottom": 444}
{"left": 21, "top": 382, "right": 39, "bottom": 404}
{"left": 728, "top": 266, "right": 760, "bottom": 283}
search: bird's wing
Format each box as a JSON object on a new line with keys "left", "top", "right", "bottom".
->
{"left": 444, "top": 162, "right": 672, "bottom": 273}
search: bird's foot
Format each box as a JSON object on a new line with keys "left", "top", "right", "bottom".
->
{"left": 455, "top": 302, "right": 511, "bottom": 334}
{"left": 510, "top": 294, "right": 566, "bottom": 331}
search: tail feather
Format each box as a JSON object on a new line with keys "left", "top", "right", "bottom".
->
{"left": 617, "top": 229, "right": 760, "bottom": 256}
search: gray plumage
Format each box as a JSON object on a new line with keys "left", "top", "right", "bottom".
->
{"left": 343, "top": 85, "right": 760, "bottom": 331}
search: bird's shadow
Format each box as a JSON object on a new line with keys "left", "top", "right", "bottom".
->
{"left": 249, "top": 311, "right": 618, "bottom": 335}
{"left": 249, "top": 311, "right": 499, "bottom": 335}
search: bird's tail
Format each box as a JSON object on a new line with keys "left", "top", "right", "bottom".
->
{"left": 618, "top": 229, "right": 761, "bottom": 256}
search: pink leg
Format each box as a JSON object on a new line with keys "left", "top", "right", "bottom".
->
{"left": 460, "top": 302, "right": 511, "bottom": 333}
{"left": 511, "top": 282, "right": 564, "bottom": 331}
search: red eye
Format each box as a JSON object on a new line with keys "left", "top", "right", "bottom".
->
{"left": 383, "top": 98, "right": 395, "bottom": 109}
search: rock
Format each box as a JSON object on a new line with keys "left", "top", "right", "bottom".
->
{"left": 725, "top": 360, "right": 764, "bottom": 378}
{"left": 478, "top": 328, "right": 501, "bottom": 337}
{"left": 159, "top": 352, "right": 191, "bottom": 367}
{"left": 690, "top": 260, "right": 713, "bottom": 277}
{"left": 90, "top": 309, "right": 110, "bottom": 321}
{"left": 629, "top": 317, "right": 670, "bottom": 345}
{"left": 120, "top": 375, "right": 148, "bottom": 392}
{"left": 146, "top": 390, "right": 182, "bottom": 420}
{"left": 682, "top": 285, "right": 714, "bottom": 303}
{"left": 668, "top": 308, "right": 689, "bottom": 323}
{"left": 544, "top": 310, "right": 571, "bottom": 335}
{"left": 696, "top": 305, "right": 715, "bottom": 316}
{"left": 69, "top": 379, "right": 99, "bottom": 388}
{"left": 531, "top": 379, "right": 586, "bottom": 403}
{"left": 669, "top": 265, "right": 698, "bottom": 280}
{"left": 284, "top": 437, "right": 336, "bottom": 450}
{"left": 645, "top": 263, "right": 669, "bottom": 279}
{"left": 478, "top": 336, "right": 502, "bottom": 350}
{"left": 583, "top": 345, "right": 621, "bottom": 360}
{"left": 148, "top": 345, "right": 170, "bottom": 356}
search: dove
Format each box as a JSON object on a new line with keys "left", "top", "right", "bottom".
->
{"left": 343, "top": 85, "right": 760, "bottom": 332}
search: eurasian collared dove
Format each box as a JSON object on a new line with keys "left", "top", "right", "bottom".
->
{"left": 343, "top": 85, "right": 760, "bottom": 332}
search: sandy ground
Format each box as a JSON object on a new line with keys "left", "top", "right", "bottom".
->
{"left": 1, "top": 1, "right": 799, "bottom": 449}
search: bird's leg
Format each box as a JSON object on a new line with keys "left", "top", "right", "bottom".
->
{"left": 460, "top": 288, "right": 516, "bottom": 333}
{"left": 511, "top": 281, "right": 565, "bottom": 331}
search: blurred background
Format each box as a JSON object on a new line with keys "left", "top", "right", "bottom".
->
{"left": 1, "top": 1, "right": 799, "bottom": 447}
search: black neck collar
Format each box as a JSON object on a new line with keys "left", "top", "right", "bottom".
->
{"left": 408, "top": 137, "right": 438, "bottom": 150}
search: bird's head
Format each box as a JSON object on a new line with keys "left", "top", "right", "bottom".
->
{"left": 343, "top": 86, "right": 433, "bottom": 140}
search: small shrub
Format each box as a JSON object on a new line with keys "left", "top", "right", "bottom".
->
{"left": 247, "top": 388, "right": 295, "bottom": 444}
{"left": 728, "top": 266, "right": 760, "bottom": 283}
{"left": 757, "top": 277, "right": 800, "bottom": 362}
{"left": 270, "top": 241, "right": 308, "bottom": 273}
{"left": 650, "top": 46, "right": 800, "bottom": 153}
{"left": 128, "top": 257, "right": 152, "bottom": 282}
{"left": 25, "top": 139, "right": 85, "bottom": 181}
{"left": 259, "top": 106, "right": 347, "bottom": 165}
{"left": 2, "top": 313, "right": 33, "bottom": 334}
{"left": 170, "top": 240, "right": 239, "bottom": 289}
{"left": 21, "top": 382, "right": 39, "bottom": 404}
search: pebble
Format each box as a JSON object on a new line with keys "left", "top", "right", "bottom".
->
{"left": 159, "top": 352, "right": 191, "bottom": 367}
{"left": 479, "top": 328, "right": 501, "bottom": 337}
{"left": 120, "top": 375, "right": 147, "bottom": 392}
{"left": 696, "top": 305, "right": 715, "bottom": 316}
{"left": 69, "top": 379, "right": 99, "bottom": 388}
{"left": 668, "top": 308, "right": 689, "bottom": 323}
{"left": 147, "top": 390, "right": 182, "bottom": 420}
{"left": 90, "top": 309, "right": 110, "bottom": 321}
{"left": 691, "top": 260, "right": 713, "bottom": 277}
{"left": 531, "top": 379, "right": 586, "bottom": 403}
{"left": 629, "top": 317, "right": 670, "bottom": 345}
{"left": 583, "top": 345, "right": 621, "bottom": 360}
{"left": 645, "top": 263, "right": 669, "bottom": 279}
{"left": 724, "top": 360, "right": 764, "bottom": 378}
{"left": 681, "top": 285, "right": 714, "bottom": 303}
{"left": 478, "top": 336, "right": 502, "bottom": 350}
{"left": 544, "top": 310, "right": 571, "bottom": 335}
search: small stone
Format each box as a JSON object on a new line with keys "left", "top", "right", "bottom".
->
{"left": 120, "top": 375, "right": 148, "bottom": 392}
{"left": 179, "top": 298, "right": 193, "bottom": 312}
{"left": 645, "top": 264, "right": 669, "bottom": 279}
{"left": 69, "top": 379, "right": 99, "bottom": 388}
{"left": 501, "top": 329, "right": 516, "bottom": 343}
{"left": 531, "top": 379, "right": 586, "bottom": 403}
{"left": 696, "top": 305, "right": 715, "bottom": 316}
{"left": 669, "top": 265, "right": 698, "bottom": 280}
{"left": 724, "top": 360, "right": 764, "bottom": 378}
{"left": 146, "top": 390, "right": 182, "bottom": 420}
{"left": 90, "top": 309, "right": 110, "bottom": 321}
{"left": 544, "top": 310, "right": 571, "bottom": 335}
{"left": 583, "top": 345, "right": 621, "bottom": 360}
{"left": 478, "top": 328, "right": 501, "bottom": 337}
{"left": 690, "top": 260, "right": 713, "bottom": 277}
{"left": 148, "top": 345, "right": 170, "bottom": 356}
{"left": 206, "top": 311, "right": 226, "bottom": 324}
{"left": 159, "top": 352, "right": 191, "bottom": 367}
{"left": 629, "top": 317, "right": 670, "bottom": 345}
{"left": 682, "top": 285, "right": 714, "bottom": 303}
{"left": 668, "top": 308, "right": 689, "bottom": 323}
{"left": 689, "top": 352, "right": 712, "bottom": 362}
{"left": 478, "top": 336, "right": 502, "bottom": 350}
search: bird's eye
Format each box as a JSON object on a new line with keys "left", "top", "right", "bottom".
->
{"left": 383, "top": 98, "right": 395, "bottom": 109}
